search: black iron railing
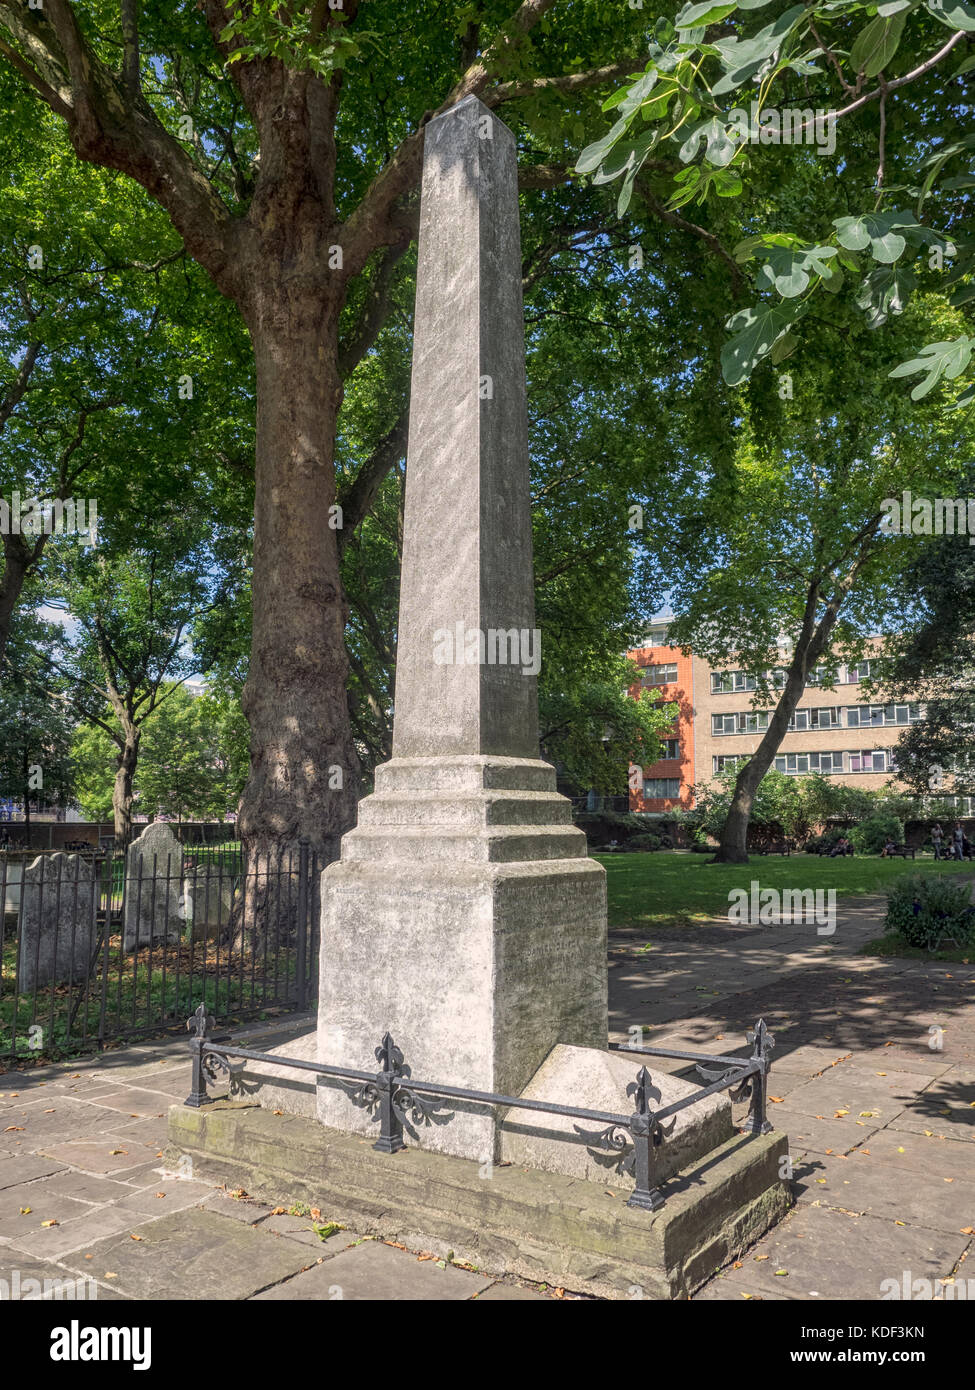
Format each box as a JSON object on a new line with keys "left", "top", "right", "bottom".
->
{"left": 0, "top": 842, "right": 319, "bottom": 1062}
{"left": 183, "top": 1006, "right": 775, "bottom": 1212}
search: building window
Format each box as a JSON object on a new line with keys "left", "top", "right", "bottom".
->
{"left": 846, "top": 661, "right": 875, "bottom": 683}
{"left": 644, "top": 662, "right": 677, "bottom": 686}
{"left": 849, "top": 749, "right": 887, "bottom": 773}
{"left": 810, "top": 751, "right": 844, "bottom": 773}
{"left": 774, "top": 753, "right": 811, "bottom": 775}
{"left": 847, "top": 703, "right": 922, "bottom": 728}
{"left": 713, "top": 756, "right": 746, "bottom": 774}
{"left": 656, "top": 739, "right": 679, "bottom": 759}
{"left": 710, "top": 670, "right": 758, "bottom": 693}
{"left": 742, "top": 711, "right": 769, "bottom": 734}
{"left": 643, "top": 778, "right": 680, "bottom": 798}
{"left": 712, "top": 714, "right": 737, "bottom": 735}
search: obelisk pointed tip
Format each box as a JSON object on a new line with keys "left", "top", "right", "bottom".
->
{"left": 429, "top": 93, "right": 513, "bottom": 139}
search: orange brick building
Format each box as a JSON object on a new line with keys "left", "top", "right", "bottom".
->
{"left": 628, "top": 628, "right": 921, "bottom": 816}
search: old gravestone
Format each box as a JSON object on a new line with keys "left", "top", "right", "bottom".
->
{"left": 18, "top": 853, "right": 97, "bottom": 993}
{"left": 123, "top": 823, "right": 183, "bottom": 951}
{"left": 182, "top": 865, "right": 234, "bottom": 942}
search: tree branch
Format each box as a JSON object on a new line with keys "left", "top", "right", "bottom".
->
{"left": 484, "top": 59, "right": 643, "bottom": 107}
{"left": 337, "top": 411, "right": 409, "bottom": 551}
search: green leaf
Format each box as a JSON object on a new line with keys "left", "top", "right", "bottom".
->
{"left": 575, "top": 113, "right": 634, "bottom": 175}
{"left": 755, "top": 245, "right": 836, "bottom": 298}
{"left": 711, "top": 5, "right": 806, "bottom": 94}
{"left": 850, "top": 12, "right": 907, "bottom": 78}
{"left": 855, "top": 265, "right": 916, "bottom": 326}
{"left": 769, "top": 331, "right": 799, "bottom": 363}
{"left": 676, "top": 0, "right": 738, "bottom": 26}
{"left": 926, "top": 0, "right": 975, "bottom": 31}
{"left": 888, "top": 336, "right": 974, "bottom": 399}
{"left": 721, "top": 301, "right": 806, "bottom": 384}
{"left": 833, "top": 211, "right": 923, "bottom": 263}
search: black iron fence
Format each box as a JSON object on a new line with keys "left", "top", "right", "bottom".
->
{"left": 184, "top": 1007, "right": 775, "bottom": 1213}
{"left": 0, "top": 841, "right": 319, "bottom": 1063}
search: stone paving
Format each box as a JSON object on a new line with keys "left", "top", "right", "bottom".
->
{"left": 1, "top": 892, "right": 972, "bottom": 1300}
{"left": 607, "top": 896, "right": 975, "bottom": 1302}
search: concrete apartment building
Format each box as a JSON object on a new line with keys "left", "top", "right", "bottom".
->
{"left": 628, "top": 625, "right": 921, "bottom": 817}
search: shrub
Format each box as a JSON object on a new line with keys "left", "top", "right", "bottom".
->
{"left": 690, "top": 842, "right": 712, "bottom": 853}
{"left": 885, "top": 875, "right": 975, "bottom": 949}
{"left": 805, "top": 829, "right": 845, "bottom": 855}
{"left": 620, "top": 833, "right": 661, "bottom": 852}
{"left": 850, "top": 813, "right": 904, "bottom": 855}
{"left": 574, "top": 811, "right": 646, "bottom": 846}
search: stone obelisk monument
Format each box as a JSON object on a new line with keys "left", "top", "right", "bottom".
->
{"left": 317, "top": 96, "right": 607, "bottom": 1160}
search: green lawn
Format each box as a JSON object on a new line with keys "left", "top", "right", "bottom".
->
{"left": 598, "top": 850, "right": 975, "bottom": 932}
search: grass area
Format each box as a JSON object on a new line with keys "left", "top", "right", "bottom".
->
{"left": 861, "top": 934, "right": 974, "bottom": 964}
{"left": 598, "top": 850, "right": 975, "bottom": 932}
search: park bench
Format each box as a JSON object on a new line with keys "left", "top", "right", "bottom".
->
{"left": 755, "top": 839, "right": 794, "bottom": 856}
{"left": 884, "top": 844, "right": 916, "bottom": 859}
{"left": 818, "top": 842, "right": 854, "bottom": 856}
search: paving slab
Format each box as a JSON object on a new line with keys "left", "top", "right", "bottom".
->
{"left": 472, "top": 1280, "right": 553, "bottom": 1300}
{"left": 0, "top": 1097, "right": 137, "bottom": 1143}
{"left": 695, "top": 1276, "right": 791, "bottom": 1300}
{"left": 792, "top": 1149, "right": 975, "bottom": 1234}
{"left": 770, "top": 1108, "right": 883, "bottom": 1155}
{"left": 87, "top": 1088, "right": 173, "bottom": 1118}
{"left": 0, "top": 1191, "right": 95, "bottom": 1240}
{"left": 59, "top": 1206, "right": 313, "bottom": 1300}
{"left": 697, "top": 1204, "right": 969, "bottom": 1301}
{"left": 37, "top": 1137, "right": 164, "bottom": 1175}
{"left": 250, "top": 1238, "right": 495, "bottom": 1300}
{"left": 782, "top": 1070, "right": 926, "bottom": 1124}
{"left": 113, "top": 1180, "right": 215, "bottom": 1217}
{"left": 840, "top": 1128, "right": 975, "bottom": 1181}
{"left": 0, "top": 1251, "right": 119, "bottom": 1300}
{"left": 7, "top": 1204, "right": 144, "bottom": 1259}
{"left": 197, "top": 1192, "right": 273, "bottom": 1225}
{"left": 0, "top": 1154, "right": 68, "bottom": 1191}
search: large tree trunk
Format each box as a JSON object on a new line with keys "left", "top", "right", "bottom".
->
{"left": 113, "top": 726, "right": 141, "bottom": 846}
{"left": 235, "top": 277, "right": 360, "bottom": 942}
{"left": 0, "top": 539, "right": 31, "bottom": 676}
{"left": 712, "top": 590, "right": 841, "bottom": 864}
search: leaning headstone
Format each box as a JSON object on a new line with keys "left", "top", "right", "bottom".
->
{"left": 123, "top": 824, "right": 183, "bottom": 951}
{"left": 18, "top": 853, "right": 97, "bottom": 993}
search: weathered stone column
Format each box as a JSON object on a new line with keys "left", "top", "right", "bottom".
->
{"left": 317, "top": 96, "right": 607, "bottom": 1161}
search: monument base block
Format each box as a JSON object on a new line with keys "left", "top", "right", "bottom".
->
{"left": 317, "top": 755, "right": 608, "bottom": 1162}
{"left": 167, "top": 1100, "right": 792, "bottom": 1300}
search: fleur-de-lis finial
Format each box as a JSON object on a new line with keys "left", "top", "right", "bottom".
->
{"left": 748, "top": 1017, "right": 775, "bottom": 1059}
{"left": 187, "top": 1003, "right": 212, "bottom": 1039}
